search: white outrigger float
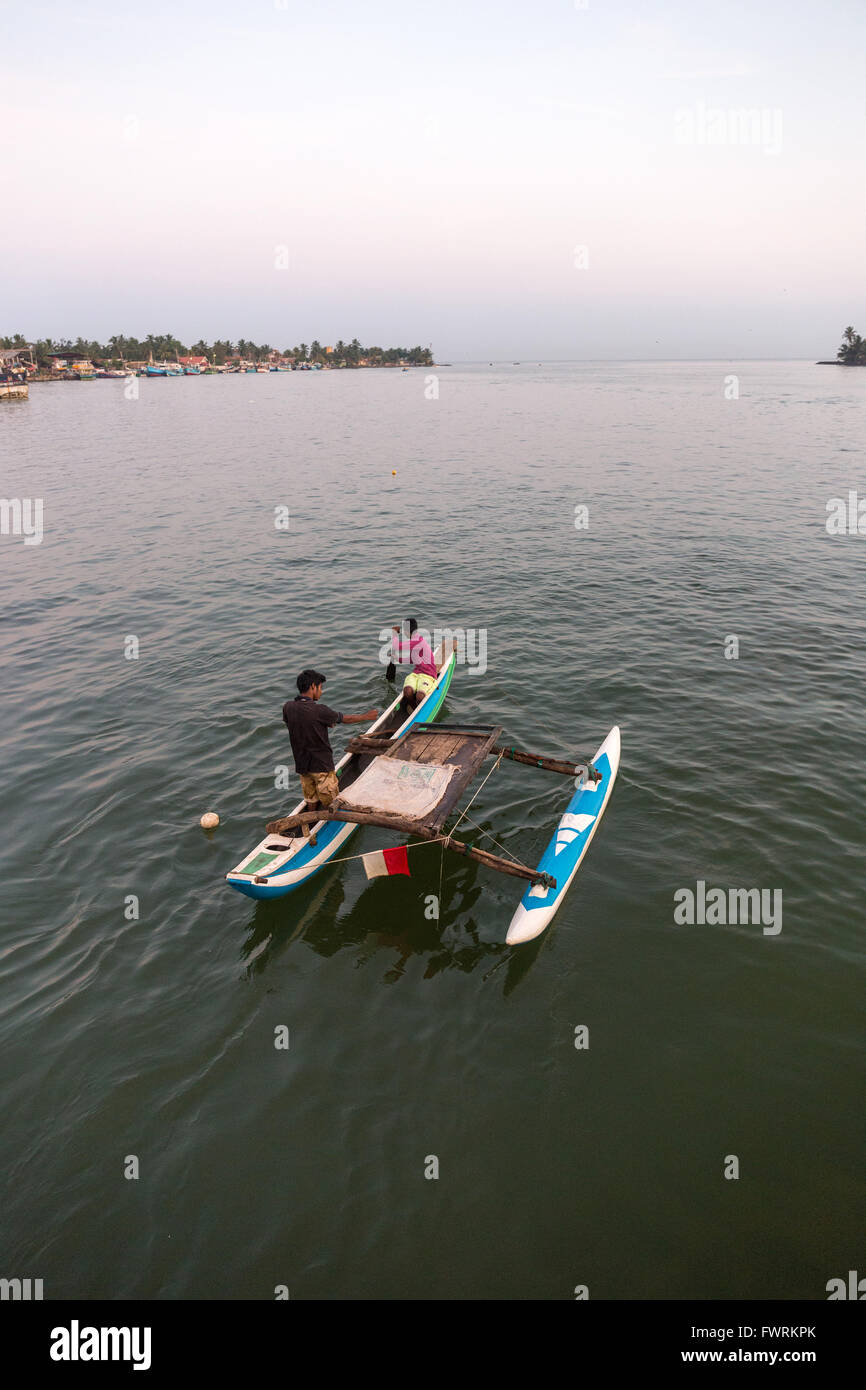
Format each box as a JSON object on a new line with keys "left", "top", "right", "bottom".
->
{"left": 505, "top": 725, "right": 620, "bottom": 944}
{"left": 226, "top": 644, "right": 620, "bottom": 944}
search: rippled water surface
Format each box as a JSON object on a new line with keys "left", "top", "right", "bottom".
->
{"left": 2, "top": 362, "right": 864, "bottom": 1299}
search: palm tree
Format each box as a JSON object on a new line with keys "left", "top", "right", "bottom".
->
{"left": 838, "top": 326, "right": 865, "bottom": 364}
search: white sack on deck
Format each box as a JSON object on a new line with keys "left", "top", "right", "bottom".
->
{"left": 338, "top": 759, "right": 455, "bottom": 820}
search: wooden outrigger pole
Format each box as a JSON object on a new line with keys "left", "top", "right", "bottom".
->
{"left": 261, "top": 723, "right": 602, "bottom": 891}
{"left": 264, "top": 804, "right": 555, "bottom": 887}
{"left": 346, "top": 733, "right": 601, "bottom": 782}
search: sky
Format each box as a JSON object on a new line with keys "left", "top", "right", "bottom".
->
{"left": 1, "top": 0, "right": 863, "bottom": 359}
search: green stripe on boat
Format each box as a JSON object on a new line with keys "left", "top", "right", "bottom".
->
{"left": 241, "top": 851, "right": 279, "bottom": 876}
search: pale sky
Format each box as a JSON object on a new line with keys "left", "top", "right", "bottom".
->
{"left": 1, "top": 0, "right": 863, "bottom": 358}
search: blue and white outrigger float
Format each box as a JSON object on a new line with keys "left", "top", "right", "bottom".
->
{"left": 226, "top": 643, "right": 620, "bottom": 944}
{"left": 505, "top": 725, "right": 620, "bottom": 944}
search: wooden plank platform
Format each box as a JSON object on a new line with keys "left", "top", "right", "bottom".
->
{"left": 264, "top": 723, "right": 557, "bottom": 889}
{"left": 338, "top": 723, "right": 502, "bottom": 833}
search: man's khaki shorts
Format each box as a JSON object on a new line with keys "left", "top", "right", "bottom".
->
{"left": 299, "top": 770, "right": 339, "bottom": 806}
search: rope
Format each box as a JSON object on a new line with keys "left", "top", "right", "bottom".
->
{"left": 437, "top": 751, "right": 531, "bottom": 869}
{"left": 283, "top": 835, "right": 450, "bottom": 871}
{"left": 452, "top": 811, "right": 525, "bottom": 867}
{"left": 438, "top": 835, "right": 445, "bottom": 913}
{"left": 445, "top": 751, "right": 504, "bottom": 836}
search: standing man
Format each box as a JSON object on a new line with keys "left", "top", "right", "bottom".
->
{"left": 283, "top": 670, "right": 377, "bottom": 837}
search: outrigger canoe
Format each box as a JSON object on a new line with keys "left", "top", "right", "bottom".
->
{"left": 232, "top": 725, "right": 621, "bottom": 950}
{"left": 226, "top": 642, "right": 457, "bottom": 900}
{"left": 226, "top": 643, "right": 620, "bottom": 943}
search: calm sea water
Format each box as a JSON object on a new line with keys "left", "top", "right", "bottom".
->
{"left": 1, "top": 362, "right": 864, "bottom": 1300}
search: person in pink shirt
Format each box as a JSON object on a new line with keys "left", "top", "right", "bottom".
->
{"left": 389, "top": 619, "right": 439, "bottom": 715}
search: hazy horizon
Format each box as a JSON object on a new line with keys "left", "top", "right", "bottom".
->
{"left": 2, "top": 0, "right": 863, "bottom": 360}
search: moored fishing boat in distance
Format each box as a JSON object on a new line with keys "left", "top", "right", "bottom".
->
{"left": 0, "top": 380, "right": 28, "bottom": 399}
{"left": 0, "top": 347, "right": 33, "bottom": 399}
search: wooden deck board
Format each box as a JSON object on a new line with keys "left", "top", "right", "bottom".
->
{"left": 337, "top": 725, "right": 505, "bottom": 832}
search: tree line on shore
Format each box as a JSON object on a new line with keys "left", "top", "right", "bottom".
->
{"left": 836, "top": 326, "right": 866, "bottom": 364}
{"left": 0, "top": 333, "right": 434, "bottom": 367}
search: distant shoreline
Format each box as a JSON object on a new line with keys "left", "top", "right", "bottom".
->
{"left": 0, "top": 336, "right": 435, "bottom": 379}
{"left": 24, "top": 363, "right": 438, "bottom": 384}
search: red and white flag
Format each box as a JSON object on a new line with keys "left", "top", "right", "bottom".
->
{"left": 362, "top": 845, "right": 411, "bottom": 880}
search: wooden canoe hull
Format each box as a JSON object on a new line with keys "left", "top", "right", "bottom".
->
{"left": 225, "top": 645, "right": 457, "bottom": 900}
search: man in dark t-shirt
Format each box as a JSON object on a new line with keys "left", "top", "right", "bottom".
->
{"left": 283, "top": 669, "right": 377, "bottom": 837}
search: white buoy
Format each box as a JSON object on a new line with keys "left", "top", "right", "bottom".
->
{"left": 200, "top": 812, "right": 220, "bottom": 830}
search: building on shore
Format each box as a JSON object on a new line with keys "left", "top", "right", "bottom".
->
{"left": 44, "top": 352, "right": 96, "bottom": 379}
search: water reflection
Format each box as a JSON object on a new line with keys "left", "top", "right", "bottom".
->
{"left": 240, "top": 836, "right": 544, "bottom": 994}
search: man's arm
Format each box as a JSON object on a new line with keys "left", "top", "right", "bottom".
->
{"left": 391, "top": 625, "right": 412, "bottom": 664}
{"left": 319, "top": 702, "right": 379, "bottom": 727}
{"left": 342, "top": 708, "right": 379, "bottom": 725}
